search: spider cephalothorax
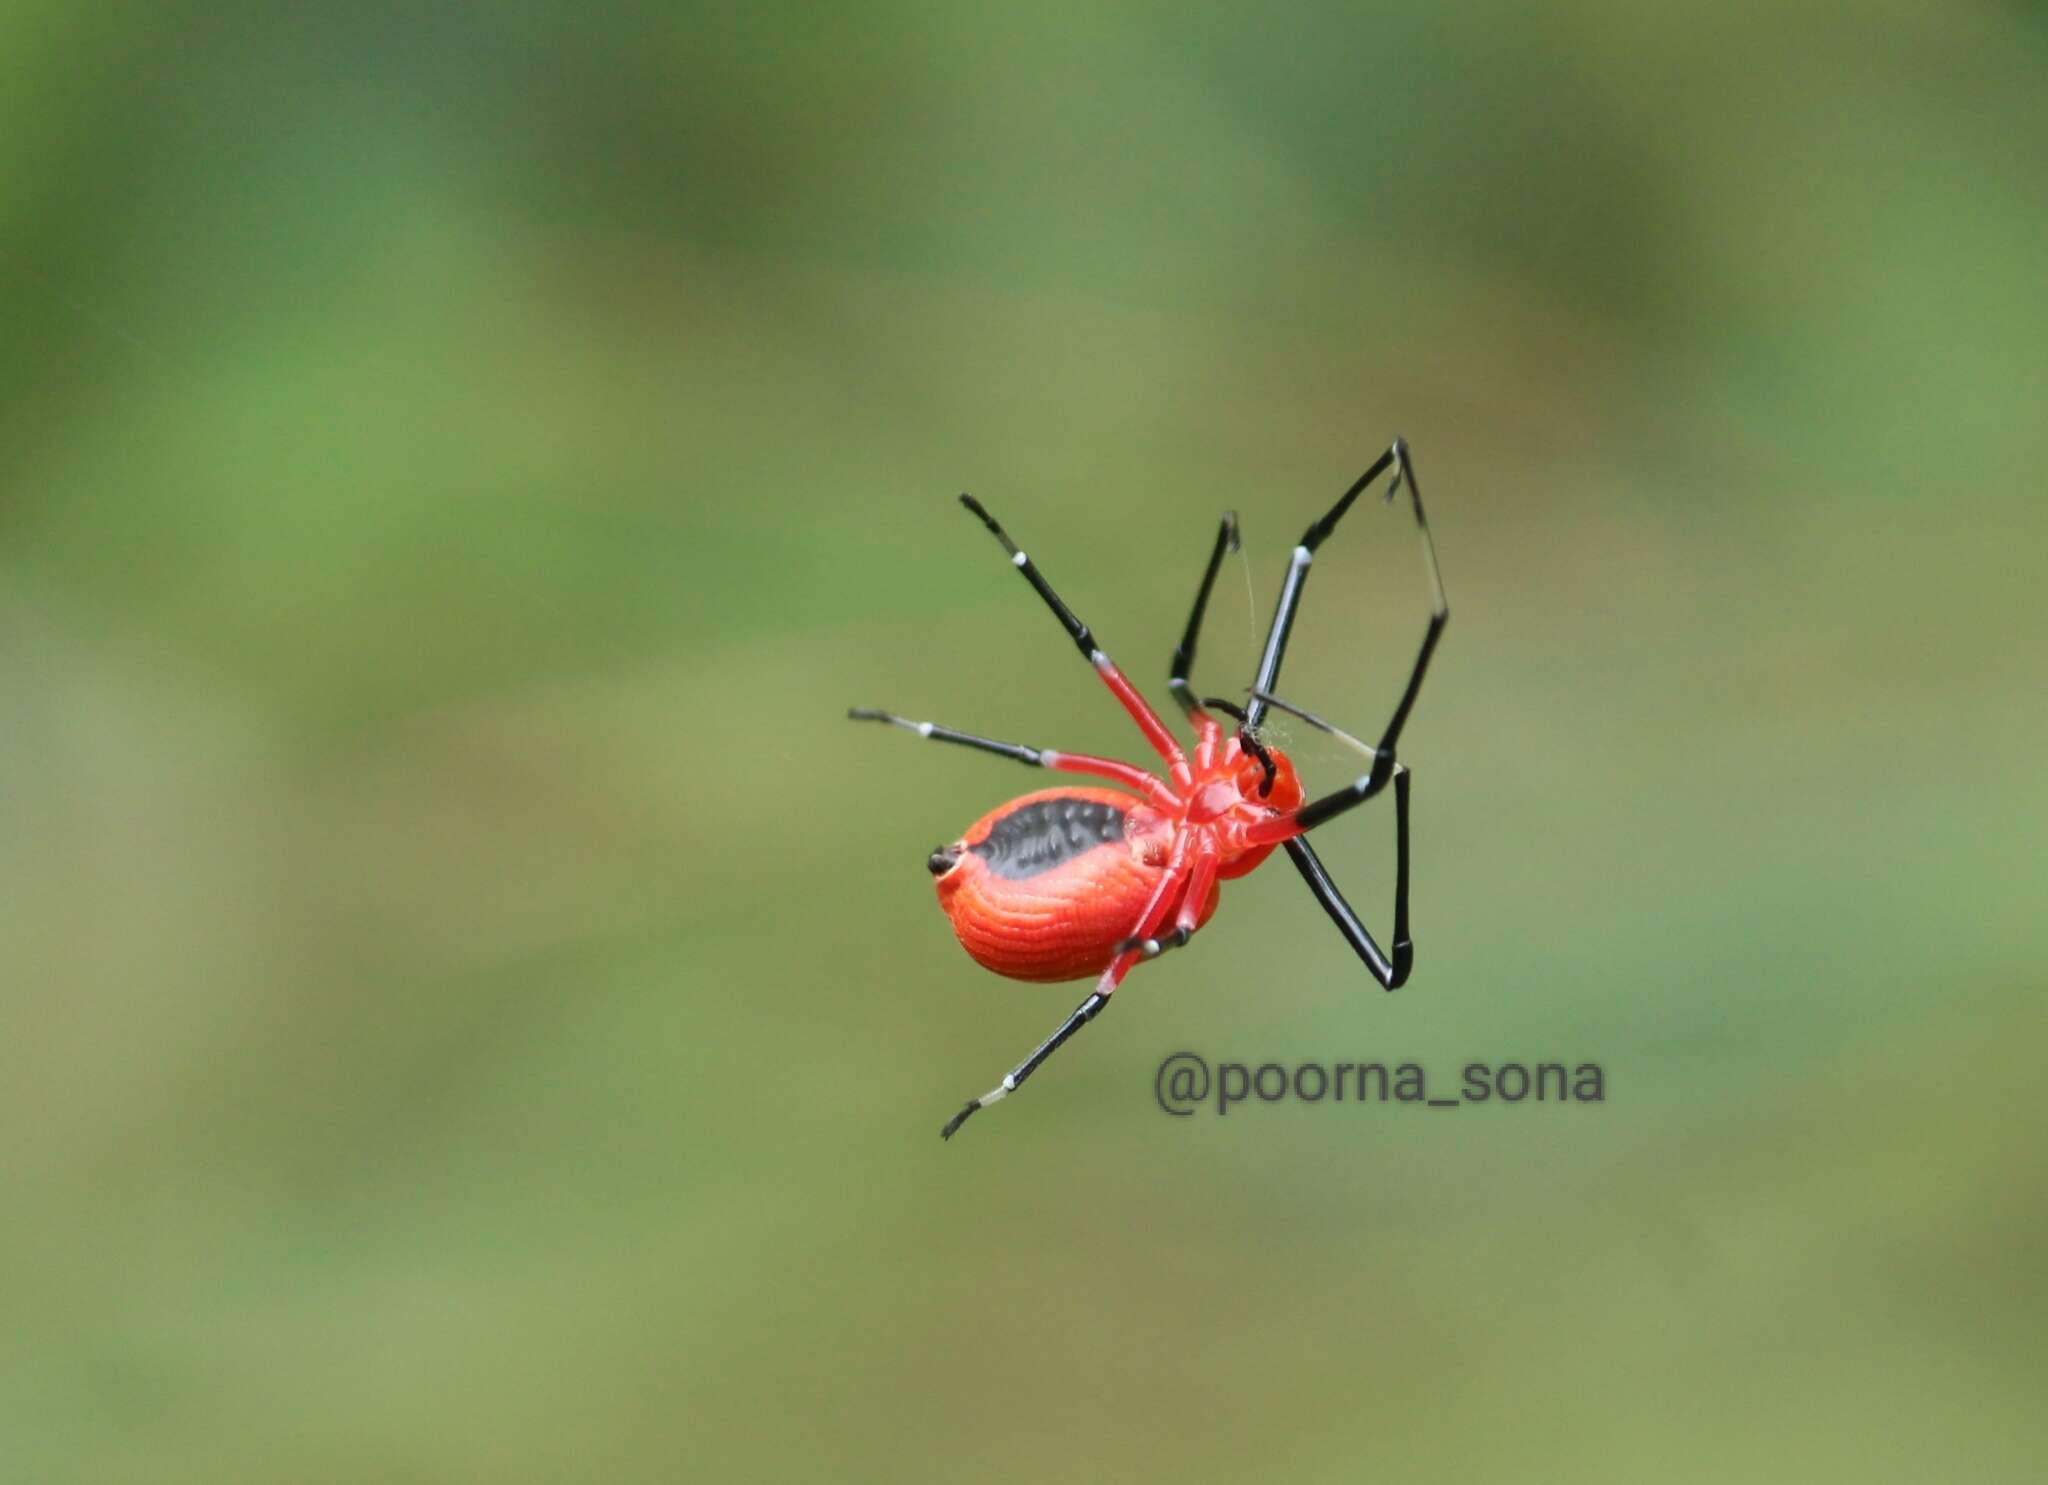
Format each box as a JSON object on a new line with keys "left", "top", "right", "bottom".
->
{"left": 851, "top": 438, "right": 1447, "bottom": 1139}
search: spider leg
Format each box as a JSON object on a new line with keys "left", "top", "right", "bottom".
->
{"left": 847, "top": 708, "right": 1179, "bottom": 808}
{"left": 1112, "top": 834, "right": 1221, "bottom": 963}
{"left": 1235, "top": 442, "right": 1443, "bottom": 987}
{"left": 958, "top": 494, "right": 1193, "bottom": 788}
{"left": 1243, "top": 439, "right": 1448, "bottom": 771}
{"left": 1284, "top": 793, "right": 1411, "bottom": 989}
{"left": 941, "top": 835, "right": 1195, "bottom": 1140}
{"left": 1236, "top": 690, "right": 1415, "bottom": 985}
{"left": 1231, "top": 737, "right": 1411, "bottom": 986}
{"left": 1167, "top": 512, "right": 1239, "bottom": 764}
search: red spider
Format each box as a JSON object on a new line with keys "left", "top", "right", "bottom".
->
{"left": 851, "top": 439, "right": 1448, "bottom": 1139}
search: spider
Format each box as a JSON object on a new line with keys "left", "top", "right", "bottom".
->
{"left": 850, "top": 438, "right": 1448, "bottom": 1139}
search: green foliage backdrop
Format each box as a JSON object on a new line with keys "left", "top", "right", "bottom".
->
{"left": 3, "top": 4, "right": 2043, "bottom": 1480}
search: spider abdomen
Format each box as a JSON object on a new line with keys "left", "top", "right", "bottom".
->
{"left": 931, "top": 787, "right": 1216, "bottom": 982}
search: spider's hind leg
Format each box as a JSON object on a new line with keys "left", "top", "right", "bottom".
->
{"left": 1243, "top": 439, "right": 1449, "bottom": 766}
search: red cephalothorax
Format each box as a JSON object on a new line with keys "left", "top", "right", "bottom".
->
{"left": 851, "top": 439, "right": 1449, "bottom": 1139}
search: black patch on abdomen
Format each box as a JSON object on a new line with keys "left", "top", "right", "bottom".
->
{"left": 970, "top": 797, "right": 1128, "bottom": 880}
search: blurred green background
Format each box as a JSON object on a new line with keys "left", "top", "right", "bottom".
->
{"left": 4, "top": 3, "right": 2044, "bottom": 1480}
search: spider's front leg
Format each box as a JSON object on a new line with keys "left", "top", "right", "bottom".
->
{"left": 1240, "top": 440, "right": 1447, "bottom": 988}
{"left": 1244, "top": 439, "right": 1448, "bottom": 762}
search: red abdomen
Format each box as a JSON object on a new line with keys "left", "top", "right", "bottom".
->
{"left": 930, "top": 787, "right": 1217, "bottom": 982}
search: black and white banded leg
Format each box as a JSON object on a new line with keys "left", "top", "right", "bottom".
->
{"left": 941, "top": 834, "right": 1196, "bottom": 1139}
{"left": 1113, "top": 925, "right": 1193, "bottom": 963}
{"left": 1243, "top": 437, "right": 1449, "bottom": 781}
{"left": 1239, "top": 440, "right": 1446, "bottom": 988}
{"left": 1285, "top": 767, "right": 1413, "bottom": 988}
{"left": 939, "top": 991, "right": 1111, "bottom": 1140}
{"left": 846, "top": 706, "right": 1177, "bottom": 807}
{"left": 957, "top": 494, "right": 1191, "bottom": 778}
{"left": 846, "top": 708, "right": 1044, "bottom": 767}
{"left": 1248, "top": 689, "right": 1415, "bottom": 988}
